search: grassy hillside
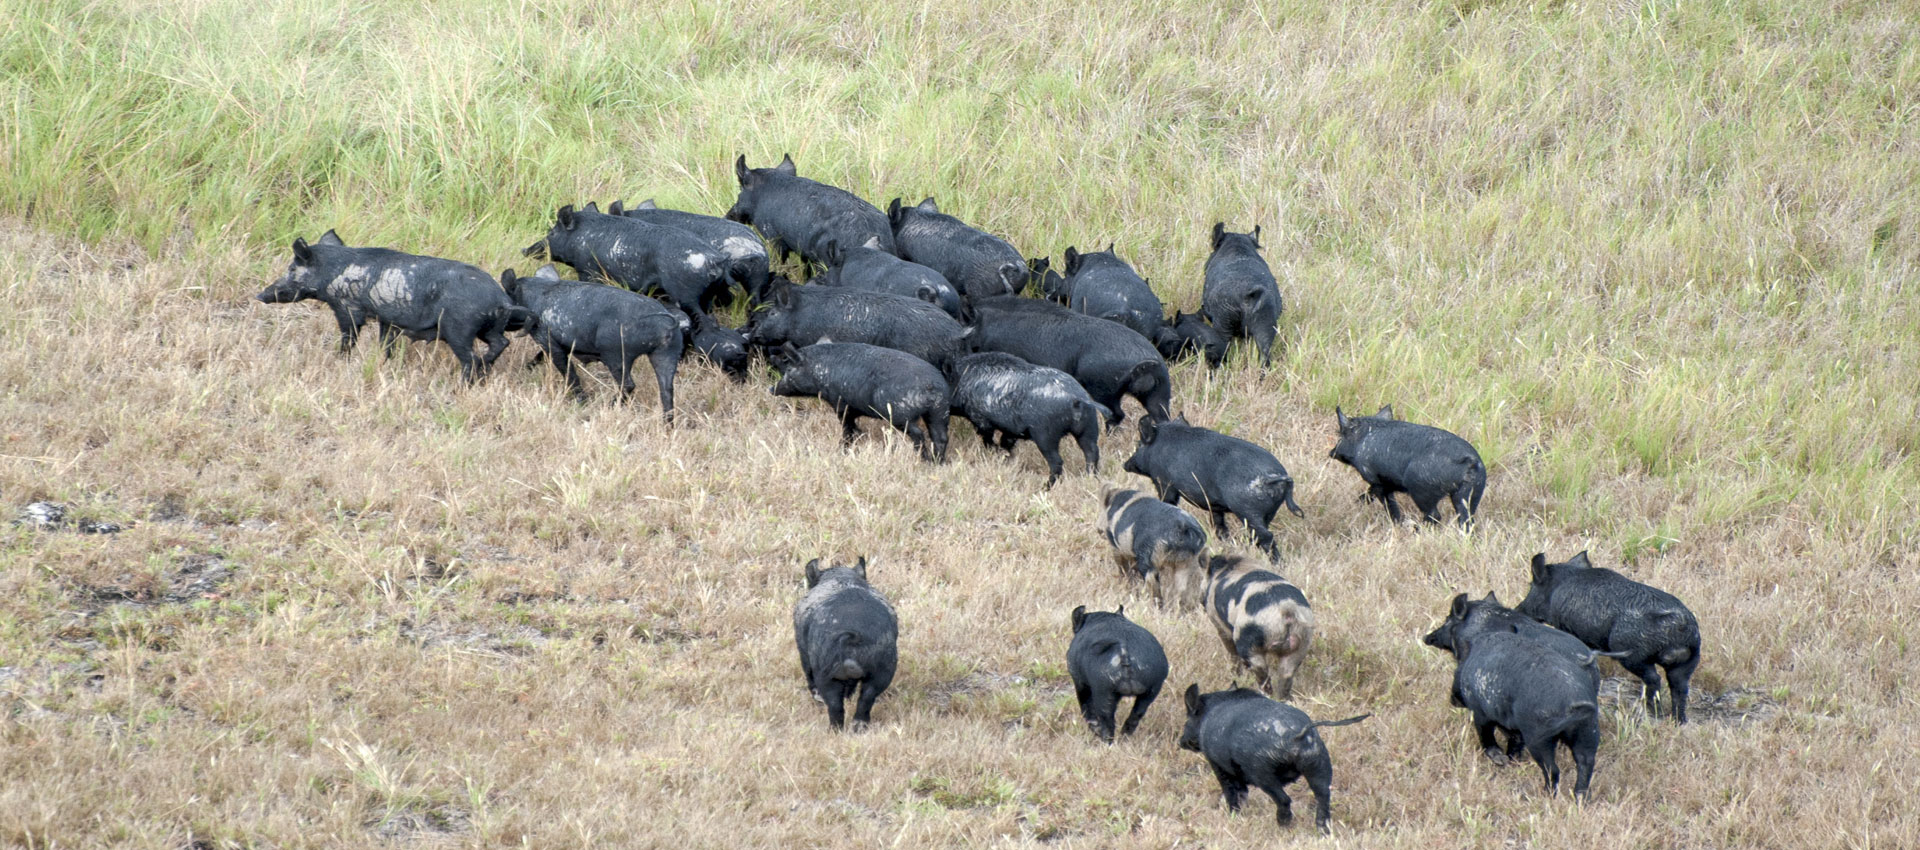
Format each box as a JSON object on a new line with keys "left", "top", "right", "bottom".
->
{"left": 3, "top": 0, "right": 1916, "bottom": 846}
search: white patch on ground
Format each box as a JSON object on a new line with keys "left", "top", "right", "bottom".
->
{"left": 326, "top": 264, "right": 370, "bottom": 298}
{"left": 368, "top": 268, "right": 411, "bottom": 307}
{"left": 720, "top": 236, "right": 765, "bottom": 259}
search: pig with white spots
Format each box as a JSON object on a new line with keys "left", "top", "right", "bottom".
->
{"left": 1178, "top": 684, "right": 1370, "bottom": 833}
{"left": 794, "top": 557, "right": 898, "bottom": 731}
{"left": 816, "top": 237, "right": 966, "bottom": 321}
{"left": 610, "top": 198, "right": 771, "bottom": 304}
{"left": 1100, "top": 486, "right": 1208, "bottom": 609}
{"left": 769, "top": 341, "right": 952, "bottom": 462}
{"left": 255, "top": 230, "right": 521, "bottom": 382}
{"left": 1202, "top": 555, "right": 1315, "bottom": 700}
{"left": 525, "top": 204, "right": 732, "bottom": 313}
{"left": 726, "top": 154, "right": 895, "bottom": 271}
{"left": 1066, "top": 605, "right": 1168, "bottom": 743}
{"left": 965, "top": 296, "right": 1172, "bottom": 427}
{"left": 885, "top": 197, "right": 1027, "bottom": 301}
{"left": 500, "top": 266, "right": 685, "bottom": 418}
{"left": 946, "top": 352, "right": 1107, "bottom": 487}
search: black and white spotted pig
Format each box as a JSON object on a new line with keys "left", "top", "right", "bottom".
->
{"left": 1100, "top": 486, "right": 1208, "bottom": 609}
{"left": 1203, "top": 555, "right": 1315, "bottom": 700}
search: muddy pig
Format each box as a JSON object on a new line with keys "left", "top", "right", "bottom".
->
{"left": 1123, "top": 417, "right": 1304, "bottom": 561}
{"left": 769, "top": 342, "right": 951, "bottom": 462}
{"left": 1179, "top": 685, "right": 1369, "bottom": 832}
{"left": 1517, "top": 551, "right": 1702, "bottom": 723}
{"left": 1436, "top": 626, "right": 1603, "bottom": 798}
{"left": 947, "top": 352, "right": 1107, "bottom": 486}
{"left": 1330, "top": 405, "right": 1486, "bottom": 529}
{"left": 1155, "top": 309, "right": 1230, "bottom": 369}
{"left": 524, "top": 204, "right": 732, "bottom": 312}
{"left": 1100, "top": 486, "right": 1207, "bottom": 608}
{"left": 966, "top": 296, "right": 1171, "bottom": 426}
{"left": 501, "top": 266, "right": 685, "bottom": 418}
{"left": 818, "top": 237, "right": 966, "bottom": 320}
{"left": 886, "top": 196, "right": 1026, "bottom": 301}
{"left": 727, "top": 154, "right": 895, "bottom": 270}
{"left": 683, "top": 308, "right": 751, "bottom": 382}
{"left": 747, "top": 279, "right": 970, "bottom": 370}
{"left": 1041, "top": 245, "right": 1165, "bottom": 343}
{"left": 1066, "top": 605, "right": 1169, "bottom": 743}
{"left": 793, "top": 557, "right": 898, "bottom": 731}
{"left": 610, "top": 198, "right": 770, "bottom": 304}
{"left": 1201, "top": 223, "right": 1283, "bottom": 365}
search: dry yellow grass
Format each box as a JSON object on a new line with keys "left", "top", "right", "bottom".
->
{"left": 4, "top": 0, "right": 1919, "bottom": 847}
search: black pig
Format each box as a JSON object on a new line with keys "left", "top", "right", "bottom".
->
{"left": 1516, "top": 551, "right": 1702, "bottom": 723}
{"left": 1155, "top": 310, "right": 1230, "bottom": 369}
{"left": 525, "top": 205, "right": 731, "bottom": 312}
{"left": 1122, "top": 418, "right": 1304, "bottom": 561}
{"left": 747, "top": 279, "right": 970, "bottom": 370}
{"left": 683, "top": 308, "right": 751, "bottom": 382}
{"left": 1435, "top": 627, "right": 1602, "bottom": 798}
{"left": 947, "top": 352, "right": 1107, "bottom": 486}
{"left": 1178, "top": 685, "right": 1369, "bottom": 832}
{"left": 1100, "top": 487, "right": 1207, "bottom": 609}
{"left": 1041, "top": 245, "right": 1165, "bottom": 343}
{"left": 886, "top": 196, "right": 1026, "bottom": 301}
{"left": 1330, "top": 405, "right": 1487, "bottom": 529}
{"left": 1066, "top": 605, "right": 1169, "bottom": 743}
{"left": 501, "top": 266, "right": 685, "bottom": 418}
{"left": 256, "top": 230, "right": 520, "bottom": 382}
{"left": 769, "top": 342, "right": 951, "bottom": 462}
{"left": 1201, "top": 224, "right": 1283, "bottom": 365}
{"left": 610, "top": 198, "right": 770, "bottom": 304}
{"left": 818, "top": 238, "right": 965, "bottom": 320}
{"left": 793, "top": 557, "right": 898, "bottom": 731}
{"left": 726, "top": 154, "right": 895, "bottom": 270}
{"left": 966, "top": 296, "right": 1172, "bottom": 426}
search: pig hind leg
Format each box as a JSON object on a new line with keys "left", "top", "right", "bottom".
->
{"left": 1472, "top": 714, "right": 1507, "bottom": 764}
{"left": 1619, "top": 657, "right": 1666, "bottom": 719}
{"left": 1567, "top": 721, "right": 1599, "bottom": 798}
{"left": 1410, "top": 489, "right": 1446, "bottom": 525}
{"left": 1244, "top": 763, "right": 1297, "bottom": 826}
{"left": 645, "top": 346, "right": 680, "bottom": 422}
{"left": 924, "top": 412, "right": 949, "bottom": 463}
{"left": 1524, "top": 733, "right": 1563, "bottom": 794}
{"left": 814, "top": 669, "right": 850, "bottom": 730}
{"left": 1033, "top": 431, "right": 1068, "bottom": 487}
{"left": 1664, "top": 653, "right": 1699, "bottom": 724}
{"left": 1118, "top": 682, "right": 1160, "bottom": 736}
{"left": 1081, "top": 685, "right": 1120, "bottom": 743}
{"left": 851, "top": 666, "right": 892, "bottom": 731}
{"left": 1303, "top": 761, "right": 1336, "bottom": 832}
{"left": 1209, "top": 765, "right": 1250, "bottom": 812}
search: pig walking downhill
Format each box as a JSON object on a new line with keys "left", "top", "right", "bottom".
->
{"left": 1203, "top": 555, "right": 1316, "bottom": 700}
{"left": 1100, "top": 486, "right": 1208, "bottom": 609}
{"left": 793, "top": 557, "right": 898, "bottom": 731}
{"left": 255, "top": 230, "right": 521, "bottom": 382}
{"left": 1066, "top": 605, "right": 1169, "bottom": 743}
{"left": 1517, "top": 551, "right": 1702, "bottom": 723}
{"left": 1179, "top": 685, "right": 1370, "bottom": 833}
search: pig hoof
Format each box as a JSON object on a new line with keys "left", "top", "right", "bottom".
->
{"left": 1482, "top": 747, "right": 1508, "bottom": 765}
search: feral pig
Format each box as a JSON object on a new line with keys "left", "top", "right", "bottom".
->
{"left": 967, "top": 296, "right": 1172, "bottom": 426}
{"left": 1041, "top": 245, "right": 1165, "bottom": 343}
{"left": 1423, "top": 592, "right": 1622, "bottom": 763}
{"left": 1330, "top": 405, "right": 1487, "bottom": 529}
{"left": 1202, "top": 555, "right": 1315, "bottom": 700}
{"left": 1179, "top": 685, "right": 1369, "bottom": 833}
{"left": 525, "top": 205, "right": 732, "bottom": 312}
{"left": 1517, "top": 551, "right": 1702, "bottom": 723}
{"left": 886, "top": 196, "right": 1027, "bottom": 300}
{"left": 1437, "top": 628, "right": 1602, "bottom": 798}
{"left": 684, "top": 309, "right": 751, "bottom": 382}
{"left": 1155, "top": 310, "right": 1230, "bottom": 369}
{"left": 1100, "top": 486, "right": 1207, "bottom": 609}
{"left": 747, "top": 279, "right": 970, "bottom": 370}
{"left": 1201, "top": 224, "right": 1283, "bottom": 365}
{"left": 769, "top": 342, "right": 951, "bottom": 462}
{"left": 610, "top": 198, "right": 770, "bottom": 304}
{"left": 1122, "top": 417, "right": 1304, "bottom": 561}
{"left": 256, "top": 230, "right": 520, "bottom": 382}
{"left": 501, "top": 267, "right": 684, "bottom": 418}
{"left": 727, "top": 154, "right": 895, "bottom": 269}
{"left": 793, "top": 557, "right": 898, "bottom": 731}
{"left": 1066, "top": 605, "right": 1169, "bottom": 743}
{"left": 818, "top": 238, "right": 966, "bottom": 321}
{"left": 947, "top": 352, "right": 1107, "bottom": 487}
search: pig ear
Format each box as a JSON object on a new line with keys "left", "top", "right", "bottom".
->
{"left": 1116, "top": 603, "right": 1125, "bottom": 617}
{"left": 735, "top": 155, "right": 752, "bottom": 185}
{"left": 586, "top": 201, "right": 604, "bottom": 214}
{"left": 1482, "top": 591, "right": 1501, "bottom": 605}
{"left": 804, "top": 558, "right": 822, "bottom": 587}
{"left": 316, "top": 229, "right": 345, "bottom": 247}
{"left": 1104, "top": 241, "right": 1114, "bottom": 254}
{"left": 1062, "top": 246, "right": 1080, "bottom": 274}
{"left": 886, "top": 197, "right": 904, "bottom": 227}
{"left": 557, "top": 205, "right": 577, "bottom": 231}
{"left": 638, "top": 198, "right": 657, "bottom": 210}
{"left": 1251, "top": 224, "right": 1262, "bottom": 247}
{"left": 824, "top": 239, "right": 841, "bottom": 266}
{"left": 773, "top": 281, "right": 797, "bottom": 312}
{"left": 1530, "top": 553, "right": 1550, "bottom": 582}
{"left": 1569, "top": 551, "right": 1592, "bottom": 569}
{"left": 1210, "top": 222, "right": 1225, "bottom": 250}
{"left": 1449, "top": 593, "right": 1471, "bottom": 617}
{"left": 608, "top": 200, "right": 624, "bottom": 215}
{"left": 1377, "top": 404, "right": 1395, "bottom": 420}
{"left": 853, "top": 556, "right": 868, "bottom": 580}
{"left": 1174, "top": 411, "right": 1189, "bottom": 424}
{"left": 1335, "top": 406, "right": 1349, "bottom": 430}
{"left": 291, "top": 237, "right": 313, "bottom": 264}
{"left": 775, "top": 153, "right": 796, "bottom": 175}
{"left": 1070, "top": 605, "right": 1087, "bottom": 633}
{"left": 917, "top": 197, "right": 937, "bottom": 213}
{"left": 1138, "top": 418, "right": 1159, "bottom": 445}
{"left": 1184, "top": 684, "right": 1202, "bottom": 715}
{"left": 499, "top": 268, "right": 517, "bottom": 291}
{"left": 536, "top": 264, "right": 561, "bottom": 281}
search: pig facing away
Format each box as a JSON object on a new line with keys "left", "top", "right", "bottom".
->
{"left": 1201, "top": 223, "right": 1283, "bottom": 366}
{"left": 1040, "top": 245, "right": 1166, "bottom": 344}
{"left": 1100, "top": 486, "right": 1208, "bottom": 609}
{"left": 1517, "top": 551, "right": 1702, "bottom": 723}
{"left": 1156, "top": 310, "right": 1230, "bottom": 369}
{"left": 1122, "top": 417, "right": 1304, "bottom": 561}
{"left": 1178, "top": 685, "right": 1370, "bottom": 833}
{"left": 610, "top": 198, "right": 770, "bottom": 304}
{"left": 769, "top": 342, "right": 952, "bottom": 462}
{"left": 747, "top": 279, "right": 970, "bottom": 371}
{"left": 256, "top": 230, "right": 520, "bottom": 382}
{"left": 726, "top": 154, "right": 895, "bottom": 270}
{"left": 817, "top": 238, "right": 966, "bottom": 321}
{"left": 1330, "top": 405, "right": 1486, "bottom": 529}
{"left": 525, "top": 204, "right": 732, "bottom": 313}
{"left": 886, "top": 196, "right": 1026, "bottom": 301}
{"left": 1066, "top": 605, "right": 1169, "bottom": 743}
{"left": 793, "top": 557, "right": 898, "bottom": 731}
{"left": 1203, "top": 555, "right": 1315, "bottom": 700}
{"left": 1423, "top": 592, "right": 1623, "bottom": 763}
{"left": 947, "top": 352, "right": 1107, "bottom": 487}
{"left": 966, "top": 296, "right": 1172, "bottom": 427}
{"left": 1437, "top": 627, "right": 1603, "bottom": 798}
{"left": 501, "top": 266, "right": 685, "bottom": 418}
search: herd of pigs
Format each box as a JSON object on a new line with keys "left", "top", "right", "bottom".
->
{"left": 254, "top": 154, "right": 1705, "bottom": 832}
